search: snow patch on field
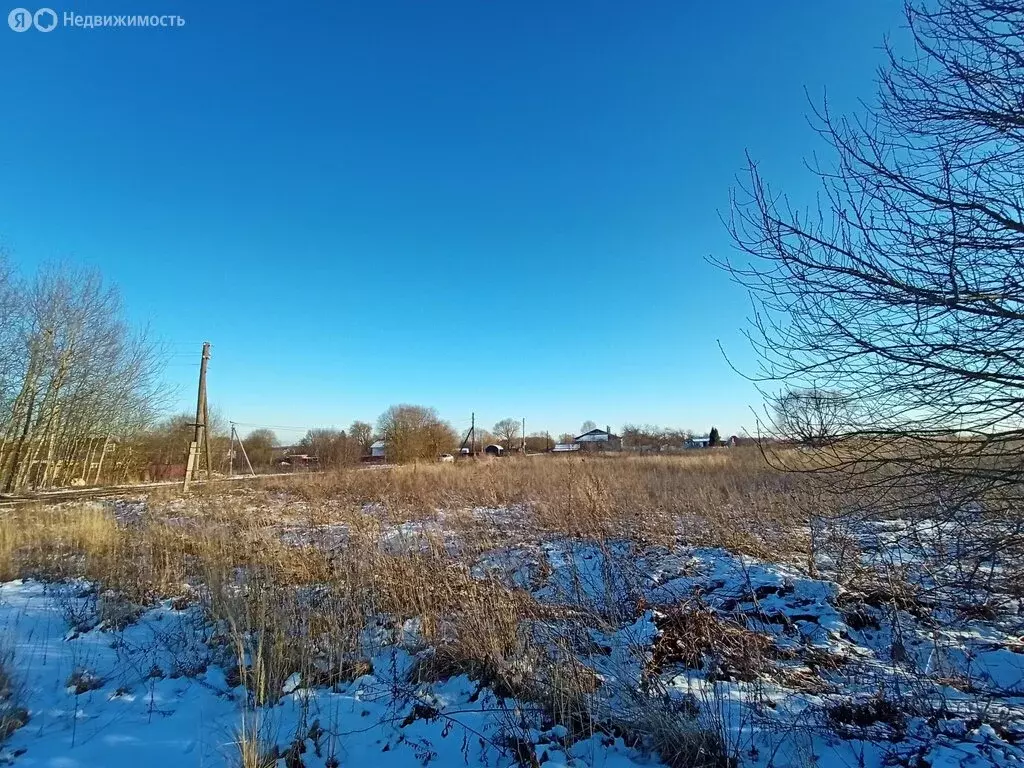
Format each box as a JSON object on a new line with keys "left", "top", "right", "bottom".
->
{"left": 0, "top": 581, "right": 657, "bottom": 768}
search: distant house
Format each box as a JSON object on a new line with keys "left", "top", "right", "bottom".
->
{"left": 484, "top": 444, "right": 504, "bottom": 456}
{"left": 573, "top": 426, "right": 623, "bottom": 451}
{"left": 370, "top": 440, "right": 387, "bottom": 459}
{"left": 685, "top": 435, "right": 739, "bottom": 449}
{"left": 551, "top": 443, "right": 581, "bottom": 453}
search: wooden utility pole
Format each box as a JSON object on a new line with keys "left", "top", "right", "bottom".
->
{"left": 183, "top": 342, "right": 211, "bottom": 491}
{"left": 202, "top": 392, "right": 212, "bottom": 480}
{"left": 228, "top": 423, "right": 234, "bottom": 477}
{"left": 228, "top": 422, "right": 255, "bottom": 477}
{"left": 458, "top": 413, "right": 478, "bottom": 457}
{"left": 237, "top": 427, "right": 255, "bottom": 476}
{"left": 522, "top": 418, "right": 526, "bottom": 454}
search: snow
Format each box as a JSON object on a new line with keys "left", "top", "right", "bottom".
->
{"left": 0, "top": 580, "right": 660, "bottom": 768}
{"left": 4, "top": 502, "right": 1024, "bottom": 767}
{"left": 475, "top": 533, "right": 1024, "bottom": 767}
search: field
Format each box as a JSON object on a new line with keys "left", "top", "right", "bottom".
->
{"left": 1, "top": 450, "right": 1022, "bottom": 768}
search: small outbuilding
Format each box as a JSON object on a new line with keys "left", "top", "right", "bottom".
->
{"left": 484, "top": 444, "right": 505, "bottom": 456}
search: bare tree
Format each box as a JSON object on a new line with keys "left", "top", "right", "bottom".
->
{"left": 120, "top": 409, "right": 229, "bottom": 481}
{"left": 620, "top": 424, "right": 694, "bottom": 451}
{"left": 0, "top": 255, "right": 21, "bottom": 419}
{"left": 720, "top": 0, "right": 1024, "bottom": 511}
{"left": 579, "top": 420, "right": 597, "bottom": 434}
{"left": 132, "top": 413, "right": 198, "bottom": 477}
{"left": 349, "top": 420, "right": 374, "bottom": 455}
{"left": 298, "top": 428, "right": 356, "bottom": 468}
{"left": 492, "top": 418, "right": 520, "bottom": 451}
{"left": 525, "top": 432, "right": 555, "bottom": 453}
{"left": 771, "top": 389, "right": 850, "bottom": 446}
{"left": 718, "top": 0, "right": 1024, "bottom": 664}
{"left": 377, "top": 405, "right": 457, "bottom": 463}
{"left": 242, "top": 428, "right": 277, "bottom": 470}
{"left": 0, "top": 262, "right": 165, "bottom": 491}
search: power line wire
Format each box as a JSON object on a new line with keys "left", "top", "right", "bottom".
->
{"left": 229, "top": 422, "right": 328, "bottom": 432}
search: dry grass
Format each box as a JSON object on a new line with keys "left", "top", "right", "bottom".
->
{"left": 253, "top": 449, "right": 812, "bottom": 557}
{"left": 0, "top": 648, "right": 28, "bottom": 742}
{"left": 3, "top": 448, "right": 1017, "bottom": 765}
{"left": 233, "top": 717, "right": 277, "bottom": 768}
{"left": 651, "top": 603, "right": 779, "bottom": 682}
{"left": 0, "top": 450, "right": 816, "bottom": 765}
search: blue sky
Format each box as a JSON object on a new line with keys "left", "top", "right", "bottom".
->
{"left": 0, "top": 1, "right": 905, "bottom": 440}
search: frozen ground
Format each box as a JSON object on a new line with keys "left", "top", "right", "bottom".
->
{"left": 0, "top": 580, "right": 655, "bottom": 768}
{"left": 2, "top": 500, "right": 1024, "bottom": 767}
{"left": 474, "top": 536, "right": 1024, "bottom": 767}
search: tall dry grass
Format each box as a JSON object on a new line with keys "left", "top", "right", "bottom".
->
{"left": 0, "top": 450, "right": 819, "bottom": 766}
{"left": 253, "top": 449, "right": 814, "bottom": 557}
{"left": 0, "top": 647, "right": 28, "bottom": 742}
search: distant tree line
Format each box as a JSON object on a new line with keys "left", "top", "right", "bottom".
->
{"left": 619, "top": 424, "right": 732, "bottom": 450}
{"left": 128, "top": 407, "right": 458, "bottom": 477}
{"left": 620, "top": 424, "right": 695, "bottom": 451}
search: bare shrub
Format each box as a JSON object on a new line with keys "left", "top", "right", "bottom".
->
{"left": 638, "top": 704, "right": 730, "bottom": 768}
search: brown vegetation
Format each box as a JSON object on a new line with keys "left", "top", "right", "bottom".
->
{"left": 0, "top": 450, "right": 807, "bottom": 764}
{"left": 0, "top": 649, "right": 28, "bottom": 741}
{"left": 255, "top": 448, "right": 808, "bottom": 557}
{"left": 0, "top": 446, "right": 1017, "bottom": 763}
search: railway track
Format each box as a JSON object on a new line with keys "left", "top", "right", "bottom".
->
{"left": 0, "top": 474, "right": 274, "bottom": 509}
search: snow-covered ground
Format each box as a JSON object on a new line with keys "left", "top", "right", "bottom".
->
{"left": 0, "top": 580, "right": 653, "bottom": 768}
{"left": 476, "top": 535, "right": 1024, "bottom": 767}
{"left": 3, "top": 500, "right": 1024, "bottom": 767}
